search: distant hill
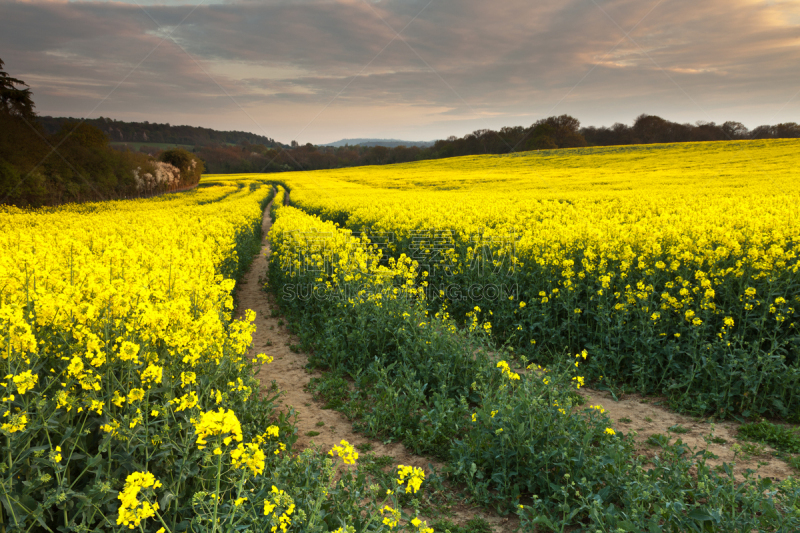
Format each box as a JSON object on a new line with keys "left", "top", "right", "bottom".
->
{"left": 321, "top": 138, "right": 435, "bottom": 148}
{"left": 38, "top": 116, "right": 287, "bottom": 149}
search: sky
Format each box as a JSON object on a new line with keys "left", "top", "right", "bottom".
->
{"left": 2, "top": 0, "right": 800, "bottom": 145}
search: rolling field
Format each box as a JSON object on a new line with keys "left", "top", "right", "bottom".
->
{"left": 1, "top": 180, "right": 437, "bottom": 533}
{"left": 0, "top": 180, "right": 286, "bottom": 530}
{"left": 274, "top": 139, "right": 800, "bottom": 420}
{"left": 3, "top": 140, "right": 800, "bottom": 532}
{"left": 254, "top": 140, "right": 800, "bottom": 531}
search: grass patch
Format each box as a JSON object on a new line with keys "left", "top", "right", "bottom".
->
{"left": 430, "top": 517, "right": 492, "bottom": 533}
{"left": 647, "top": 433, "right": 670, "bottom": 447}
{"left": 738, "top": 420, "right": 800, "bottom": 454}
{"left": 308, "top": 373, "right": 353, "bottom": 412}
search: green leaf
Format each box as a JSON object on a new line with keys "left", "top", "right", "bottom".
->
{"left": 688, "top": 508, "right": 715, "bottom": 522}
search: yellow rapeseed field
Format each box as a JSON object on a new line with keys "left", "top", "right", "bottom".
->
{"left": 0, "top": 180, "right": 291, "bottom": 530}
{"left": 1, "top": 179, "right": 438, "bottom": 533}
{"left": 274, "top": 139, "right": 800, "bottom": 418}
{"left": 261, "top": 144, "right": 800, "bottom": 531}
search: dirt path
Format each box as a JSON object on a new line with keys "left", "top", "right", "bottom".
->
{"left": 579, "top": 388, "right": 795, "bottom": 482}
{"left": 234, "top": 194, "right": 516, "bottom": 532}
{"left": 235, "top": 193, "right": 427, "bottom": 463}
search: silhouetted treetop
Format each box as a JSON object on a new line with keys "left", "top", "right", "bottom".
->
{"left": 0, "top": 58, "right": 36, "bottom": 121}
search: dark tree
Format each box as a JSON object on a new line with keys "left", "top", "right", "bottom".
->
{"left": 530, "top": 115, "right": 587, "bottom": 148}
{"left": 0, "top": 58, "right": 36, "bottom": 121}
{"left": 721, "top": 121, "right": 749, "bottom": 140}
{"left": 526, "top": 123, "right": 558, "bottom": 150}
{"left": 160, "top": 148, "right": 204, "bottom": 186}
{"left": 632, "top": 114, "right": 674, "bottom": 144}
{"left": 775, "top": 123, "right": 800, "bottom": 138}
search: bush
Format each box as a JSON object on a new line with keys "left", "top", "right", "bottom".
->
{"left": 160, "top": 148, "right": 204, "bottom": 187}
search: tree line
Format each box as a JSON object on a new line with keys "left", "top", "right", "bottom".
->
{"left": 4, "top": 55, "right": 800, "bottom": 189}
{"left": 581, "top": 115, "right": 799, "bottom": 146}
{"left": 0, "top": 59, "right": 204, "bottom": 207}
{"left": 38, "top": 116, "right": 283, "bottom": 149}
{"left": 196, "top": 113, "right": 800, "bottom": 174}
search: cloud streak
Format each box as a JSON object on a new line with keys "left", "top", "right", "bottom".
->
{"left": 2, "top": 0, "right": 799, "bottom": 143}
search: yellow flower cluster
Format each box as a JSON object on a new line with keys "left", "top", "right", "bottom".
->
{"left": 180, "top": 371, "right": 196, "bottom": 387}
{"left": 11, "top": 371, "right": 38, "bottom": 395}
{"left": 589, "top": 404, "right": 605, "bottom": 414}
{"left": 255, "top": 353, "right": 274, "bottom": 364}
{"left": 396, "top": 465, "right": 425, "bottom": 494}
{"left": 262, "top": 485, "right": 296, "bottom": 533}
{"left": 50, "top": 445, "right": 62, "bottom": 463}
{"left": 172, "top": 391, "right": 199, "bottom": 412}
{"left": 412, "top": 517, "right": 434, "bottom": 533}
{"left": 193, "top": 408, "right": 244, "bottom": 450}
{"left": 116, "top": 471, "right": 163, "bottom": 529}
{"left": 231, "top": 442, "right": 266, "bottom": 476}
{"left": 328, "top": 439, "right": 359, "bottom": 465}
{"left": 380, "top": 505, "right": 401, "bottom": 529}
{"left": 1, "top": 411, "right": 27, "bottom": 433}
{"left": 496, "top": 360, "right": 520, "bottom": 381}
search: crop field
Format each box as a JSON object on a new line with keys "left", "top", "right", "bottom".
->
{"left": 276, "top": 139, "right": 800, "bottom": 420}
{"left": 3, "top": 141, "right": 800, "bottom": 532}
{"left": 0, "top": 180, "right": 442, "bottom": 532}
{"left": 262, "top": 139, "right": 800, "bottom": 530}
{"left": 0, "top": 180, "right": 283, "bottom": 530}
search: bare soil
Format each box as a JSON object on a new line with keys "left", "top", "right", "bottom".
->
{"left": 578, "top": 388, "right": 795, "bottom": 482}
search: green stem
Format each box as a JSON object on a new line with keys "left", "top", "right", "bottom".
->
{"left": 66, "top": 412, "right": 92, "bottom": 491}
{"left": 153, "top": 509, "right": 174, "bottom": 533}
{"left": 212, "top": 445, "right": 223, "bottom": 533}
{"left": 0, "top": 441, "right": 19, "bottom": 527}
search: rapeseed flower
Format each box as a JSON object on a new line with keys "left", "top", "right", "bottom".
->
{"left": 193, "top": 408, "right": 243, "bottom": 450}
{"left": 328, "top": 440, "right": 358, "bottom": 464}
{"left": 140, "top": 364, "right": 163, "bottom": 386}
{"left": 127, "top": 388, "right": 145, "bottom": 403}
{"left": 231, "top": 442, "right": 266, "bottom": 476}
{"left": 12, "top": 371, "right": 37, "bottom": 394}
{"left": 116, "top": 471, "right": 162, "bottom": 529}
{"left": 380, "top": 505, "right": 401, "bottom": 528}
{"left": 396, "top": 465, "right": 425, "bottom": 494}
{"left": 496, "top": 360, "right": 520, "bottom": 380}
{"left": 1, "top": 412, "right": 27, "bottom": 433}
